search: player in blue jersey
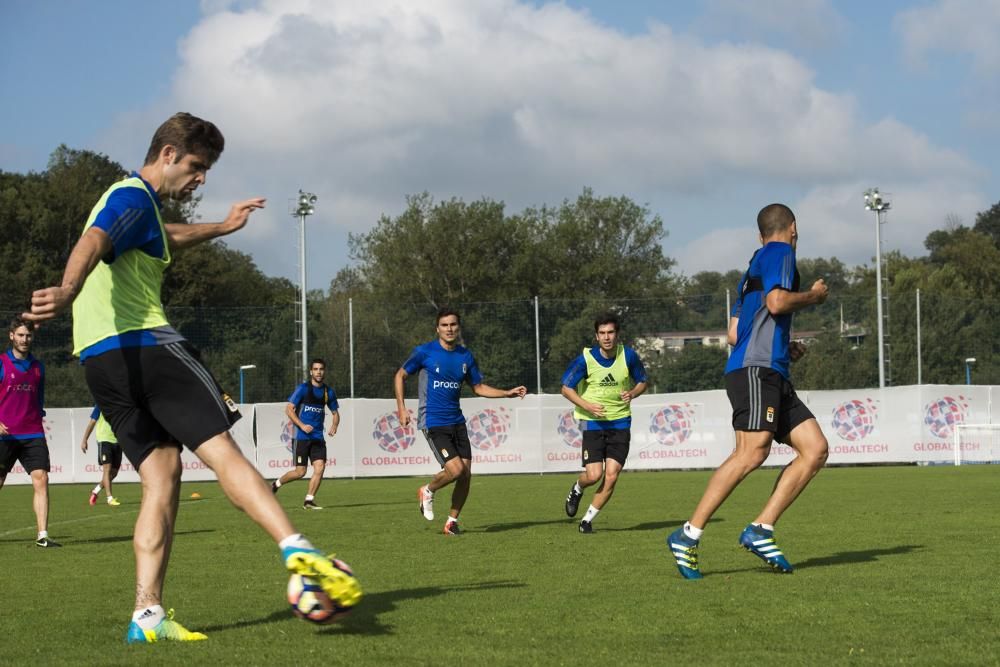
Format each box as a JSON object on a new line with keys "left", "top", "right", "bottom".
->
{"left": 80, "top": 406, "right": 122, "bottom": 507}
{"left": 271, "top": 359, "right": 340, "bottom": 510}
{"left": 668, "top": 203, "right": 829, "bottom": 579}
{"left": 561, "top": 314, "right": 647, "bottom": 534}
{"left": 394, "top": 307, "right": 527, "bottom": 535}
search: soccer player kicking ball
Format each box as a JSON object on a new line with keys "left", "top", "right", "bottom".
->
{"left": 667, "top": 203, "right": 829, "bottom": 579}
{"left": 560, "top": 314, "right": 647, "bottom": 533}
{"left": 80, "top": 406, "right": 122, "bottom": 507}
{"left": 394, "top": 308, "right": 527, "bottom": 535}
{"left": 24, "top": 113, "right": 361, "bottom": 642}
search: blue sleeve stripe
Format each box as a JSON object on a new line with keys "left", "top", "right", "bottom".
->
{"left": 107, "top": 208, "right": 145, "bottom": 245}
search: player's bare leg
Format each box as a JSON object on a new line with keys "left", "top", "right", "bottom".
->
{"left": 30, "top": 469, "right": 49, "bottom": 535}
{"left": 134, "top": 446, "right": 182, "bottom": 609}
{"left": 278, "top": 465, "right": 307, "bottom": 486}
{"left": 753, "top": 419, "right": 828, "bottom": 526}
{"left": 195, "top": 434, "right": 296, "bottom": 542}
{"left": 689, "top": 430, "right": 774, "bottom": 529}
{"left": 306, "top": 460, "right": 325, "bottom": 497}
{"left": 589, "top": 458, "right": 623, "bottom": 510}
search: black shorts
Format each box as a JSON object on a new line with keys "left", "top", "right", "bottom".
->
{"left": 84, "top": 342, "right": 241, "bottom": 469}
{"left": 98, "top": 441, "right": 123, "bottom": 469}
{"left": 423, "top": 424, "right": 472, "bottom": 466}
{"left": 0, "top": 438, "right": 50, "bottom": 476}
{"left": 725, "top": 367, "right": 814, "bottom": 444}
{"left": 294, "top": 439, "right": 327, "bottom": 465}
{"left": 580, "top": 428, "right": 630, "bottom": 467}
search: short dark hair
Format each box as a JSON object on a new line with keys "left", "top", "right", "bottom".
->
{"left": 757, "top": 203, "right": 795, "bottom": 239}
{"left": 8, "top": 316, "right": 33, "bottom": 334}
{"left": 144, "top": 112, "right": 225, "bottom": 166}
{"left": 594, "top": 313, "right": 619, "bottom": 333}
{"left": 436, "top": 307, "right": 461, "bottom": 325}
{"left": 310, "top": 358, "right": 326, "bottom": 369}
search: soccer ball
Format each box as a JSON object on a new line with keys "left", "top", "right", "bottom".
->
{"left": 287, "top": 558, "right": 355, "bottom": 625}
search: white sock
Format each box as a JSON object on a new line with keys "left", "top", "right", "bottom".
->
{"left": 446, "top": 516, "right": 458, "bottom": 524}
{"left": 683, "top": 522, "right": 703, "bottom": 541}
{"left": 92, "top": 484, "right": 102, "bottom": 495}
{"left": 573, "top": 482, "right": 583, "bottom": 495}
{"left": 107, "top": 496, "right": 115, "bottom": 504}
{"left": 756, "top": 523, "right": 775, "bottom": 532}
{"left": 582, "top": 505, "right": 600, "bottom": 523}
{"left": 132, "top": 605, "right": 166, "bottom": 629}
{"left": 423, "top": 485, "right": 434, "bottom": 496}
{"left": 279, "top": 533, "right": 315, "bottom": 552}
{"left": 37, "top": 530, "right": 48, "bottom": 540}
{"left": 305, "top": 494, "right": 315, "bottom": 502}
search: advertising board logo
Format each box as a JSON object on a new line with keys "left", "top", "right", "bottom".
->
{"left": 923, "top": 395, "right": 969, "bottom": 440}
{"left": 467, "top": 407, "right": 511, "bottom": 451}
{"left": 372, "top": 410, "right": 415, "bottom": 453}
{"left": 279, "top": 420, "right": 296, "bottom": 453}
{"left": 830, "top": 399, "right": 878, "bottom": 442}
{"left": 649, "top": 403, "right": 695, "bottom": 446}
{"left": 556, "top": 410, "right": 582, "bottom": 449}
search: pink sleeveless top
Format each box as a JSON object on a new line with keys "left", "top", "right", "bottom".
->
{"left": 0, "top": 352, "right": 44, "bottom": 436}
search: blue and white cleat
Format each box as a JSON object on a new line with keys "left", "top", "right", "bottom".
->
{"left": 283, "top": 547, "right": 363, "bottom": 611}
{"left": 126, "top": 609, "right": 207, "bottom": 644}
{"left": 739, "top": 524, "right": 793, "bottom": 573}
{"left": 667, "top": 527, "right": 703, "bottom": 580}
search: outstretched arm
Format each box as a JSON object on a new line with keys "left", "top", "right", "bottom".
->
{"left": 165, "top": 197, "right": 266, "bottom": 250}
{"left": 472, "top": 384, "right": 527, "bottom": 400}
{"left": 23, "top": 227, "right": 111, "bottom": 323}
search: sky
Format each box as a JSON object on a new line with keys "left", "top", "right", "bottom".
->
{"left": 2, "top": 0, "right": 999, "bottom": 293}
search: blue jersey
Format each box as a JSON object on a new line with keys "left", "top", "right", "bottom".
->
{"left": 288, "top": 382, "right": 339, "bottom": 441}
{"left": 78, "top": 172, "right": 184, "bottom": 361}
{"left": 561, "top": 346, "right": 647, "bottom": 430}
{"left": 725, "top": 242, "right": 800, "bottom": 379}
{"left": 402, "top": 340, "right": 483, "bottom": 429}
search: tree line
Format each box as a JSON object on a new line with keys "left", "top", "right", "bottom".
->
{"left": 1, "top": 147, "right": 997, "bottom": 406}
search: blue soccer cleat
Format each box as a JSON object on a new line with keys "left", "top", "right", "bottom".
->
{"left": 739, "top": 524, "right": 794, "bottom": 573}
{"left": 284, "top": 548, "right": 363, "bottom": 612}
{"left": 125, "top": 608, "right": 207, "bottom": 644}
{"left": 667, "top": 527, "right": 703, "bottom": 580}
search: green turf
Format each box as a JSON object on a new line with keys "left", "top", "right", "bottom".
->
{"left": 2, "top": 466, "right": 998, "bottom": 665}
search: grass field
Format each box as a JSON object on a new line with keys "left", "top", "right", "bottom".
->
{"left": 2, "top": 465, "right": 998, "bottom": 665}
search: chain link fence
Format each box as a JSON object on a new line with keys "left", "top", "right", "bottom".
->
{"left": 5, "top": 289, "right": 997, "bottom": 407}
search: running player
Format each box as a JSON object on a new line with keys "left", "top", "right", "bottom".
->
{"left": 667, "top": 203, "right": 829, "bottom": 579}
{"left": 561, "top": 313, "right": 647, "bottom": 533}
{"left": 0, "top": 318, "right": 61, "bottom": 547}
{"left": 394, "top": 307, "right": 527, "bottom": 535}
{"left": 272, "top": 359, "right": 340, "bottom": 510}
{"left": 80, "top": 406, "right": 122, "bottom": 506}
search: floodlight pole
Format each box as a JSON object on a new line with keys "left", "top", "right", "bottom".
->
{"left": 294, "top": 190, "right": 318, "bottom": 379}
{"left": 965, "top": 357, "right": 976, "bottom": 385}
{"left": 864, "top": 188, "right": 890, "bottom": 389}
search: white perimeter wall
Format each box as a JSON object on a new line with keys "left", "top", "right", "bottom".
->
{"left": 3, "top": 385, "right": 995, "bottom": 485}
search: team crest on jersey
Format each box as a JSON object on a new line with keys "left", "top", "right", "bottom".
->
{"left": 222, "top": 393, "right": 239, "bottom": 412}
{"left": 766, "top": 406, "right": 775, "bottom": 423}
{"left": 462, "top": 363, "right": 467, "bottom": 374}
{"left": 583, "top": 450, "right": 589, "bottom": 461}
{"left": 442, "top": 448, "right": 449, "bottom": 458}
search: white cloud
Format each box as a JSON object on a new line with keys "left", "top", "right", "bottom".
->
{"left": 97, "top": 0, "right": 987, "bottom": 287}
{"left": 895, "top": 0, "right": 1000, "bottom": 71}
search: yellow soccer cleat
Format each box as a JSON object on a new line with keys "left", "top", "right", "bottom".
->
{"left": 126, "top": 609, "right": 207, "bottom": 644}
{"left": 107, "top": 497, "right": 121, "bottom": 506}
{"left": 284, "top": 549, "right": 363, "bottom": 612}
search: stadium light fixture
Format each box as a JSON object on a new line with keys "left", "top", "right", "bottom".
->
{"left": 864, "top": 188, "right": 891, "bottom": 388}
{"left": 239, "top": 364, "right": 257, "bottom": 404}
{"left": 293, "top": 190, "right": 318, "bottom": 378}
{"left": 965, "top": 357, "right": 976, "bottom": 385}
